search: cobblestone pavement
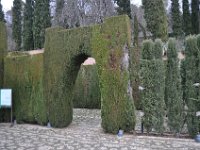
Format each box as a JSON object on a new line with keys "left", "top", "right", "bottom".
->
{"left": 0, "top": 109, "right": 199, "bottom": 150}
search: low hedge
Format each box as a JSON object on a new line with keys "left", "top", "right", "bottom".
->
{"left": 3, "top": 52, "right": 47, "bottom": 124}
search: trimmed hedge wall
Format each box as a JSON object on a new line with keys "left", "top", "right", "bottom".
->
{"left": 0, "top": 22, "right": 8, "bottom": 122}
{"left": 44, "top": 15, "right": 136, "bottom": 133}
{"left": 3, "top": 52, "right": 47, "bottom": 124}
{"left": 73, "top": 64, "right": 101, "bottom": 109}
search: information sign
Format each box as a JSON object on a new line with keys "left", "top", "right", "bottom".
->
{"left": 0, "top": 89, "right": 12, "bottom": 107}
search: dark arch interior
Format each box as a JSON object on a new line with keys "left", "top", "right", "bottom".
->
{"left": 73, "top": 53, "right": 90, "bottom": 67}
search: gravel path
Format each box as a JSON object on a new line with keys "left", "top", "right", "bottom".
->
{"left": 0, "top": 109, "right": 199, "bottom": 150}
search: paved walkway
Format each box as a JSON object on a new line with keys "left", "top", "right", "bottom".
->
{"left": 0, "top": 109, "right": 199, "bottom": 150}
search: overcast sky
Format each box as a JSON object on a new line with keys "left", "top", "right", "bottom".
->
{"left": 2, "top": 0, "right": 141, "bottom": 12}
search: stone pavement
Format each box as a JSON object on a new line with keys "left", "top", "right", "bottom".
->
{"left": 0, "top": 109, "right": 199, "bottom": 150}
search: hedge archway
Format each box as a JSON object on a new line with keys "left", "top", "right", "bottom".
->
{"left": 43, "top": 15, "right": 136, "bottom": 133}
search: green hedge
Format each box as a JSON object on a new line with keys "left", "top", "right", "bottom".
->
{"left": 44, "top": 15, "right": 136, "bottom": 133}
{"left": 73, "top": 64, "right": 101, "bottom": 109}
{"left": 0, "top": 22, "right": 7, "bottom": 122}
{"left": 3, "top": 52, "right": 47, "bottom": 124}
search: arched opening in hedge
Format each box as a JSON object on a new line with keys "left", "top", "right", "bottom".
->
{"left": 73, "top": 56, "right": 101, "bottom": 109}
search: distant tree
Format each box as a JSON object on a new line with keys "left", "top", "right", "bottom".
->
{"left": 12, "top": 0, "right": 22, "bottom": 50}
{"left": 55, "top": 0, "right": 65, "bottom": 26}
{"left": 54, "top": 0, "right": 115, "bottom": 28}
{"left": 33, "top": 0, "right": 51, "bottom": 49}
{"left": 0, "top": 0, "right": 5, "bottom": 22}
{"left": 142, "top": 0, "right": 168, "bottom": 41}
{"left": 114, "top": 0, "right": 131, "bottom": 18}
{"left": 165, "top": 38, "right": 183, "bottom": 134}
{"left": 171, "top": 0, "right": 182, "bottom": 37}
{"left": 191, "top": 0, "right": 199, "bottom": 34}
{"left": 182, "top": 0, "right": 192, "bottom": 35}
{"left": 23, "top": 0, "right": 34, "bottom": 50}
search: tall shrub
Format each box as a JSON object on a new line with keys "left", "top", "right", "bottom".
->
{"left": 140, "top": 40, "right": 165, "bottom": 133}
{"left": 185, "top": 36, "right": 199, "bottom": 137}
{"left": 165, "top": 38, "right": 183, "bottom": 134}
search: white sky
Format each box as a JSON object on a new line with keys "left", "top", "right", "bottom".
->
{"left": 1, "top": 0, "right": 142, "bottom": 12}
{"left": 1, "top": 0, "right": 24, "bottom": 11}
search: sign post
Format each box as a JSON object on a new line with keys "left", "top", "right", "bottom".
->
{"left": 0, "top": 89, "right": 12, "bottom": 125}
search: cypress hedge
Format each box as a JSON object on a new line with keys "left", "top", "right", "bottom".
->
{"left": 3, "top": 52, "right": 47, "bottom": 124}
{"left": 165, "top": 38, "right": 183, "bottom": 134}
{"left": 140, "top": 40, "right": 165, "bottom": 133}
{"left": 185, "top": 36, "right": 200, "bottom": 137}
{"left": 44, "top": 15, "right": 136, "bottom": 133}
{"left": 73, "top": 64, "right": 101, "bottom": 109}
